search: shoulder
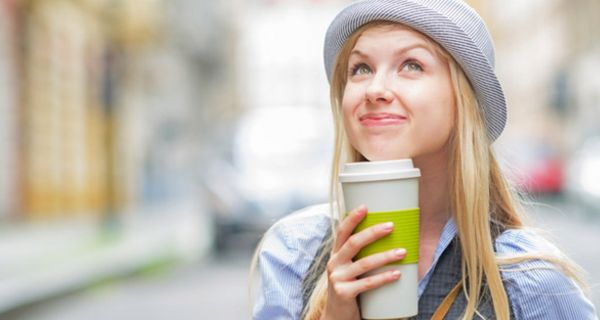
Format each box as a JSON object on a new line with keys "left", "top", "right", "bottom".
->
{"left": 495, "top": 228, "right": 598, "bottom": 319}
{"left": 253, "top": 205, "right": 333, "bottom": 319}
{"left": 260, "top": 203, "right": 333, "bottom": 265}
{"left": 495, "top": 227, "right": 561, "bottom": 259}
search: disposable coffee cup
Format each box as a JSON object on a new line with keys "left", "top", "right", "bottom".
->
{"left": 339, "top": 159, "right": 421, "bottom": 319}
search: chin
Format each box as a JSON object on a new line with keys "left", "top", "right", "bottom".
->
{"left": 361, "top": 150, "right": 412, "bottom": 162}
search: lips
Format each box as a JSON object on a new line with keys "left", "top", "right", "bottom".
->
{"left": 359, "top": 113, "right": 407, "bottom": 127}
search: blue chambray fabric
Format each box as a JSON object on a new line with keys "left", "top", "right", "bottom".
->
{"left": 253, "top": 204, "right": 598, "bottom": 320}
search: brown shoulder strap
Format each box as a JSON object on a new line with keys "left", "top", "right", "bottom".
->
{"left": 431, "top": 281, "right": 463, "bottom": 320}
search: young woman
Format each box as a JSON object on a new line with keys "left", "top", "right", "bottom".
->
{"left": 252, "top": 0, "right": 598, "bottom": 319}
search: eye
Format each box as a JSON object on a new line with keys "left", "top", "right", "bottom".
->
{"left": 350, "top": 63, "right": 372, "bottom": 76}
{"left": 401, "top": 61, "right": 423, "bottom": 72}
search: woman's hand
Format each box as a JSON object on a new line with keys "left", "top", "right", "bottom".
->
{"left": 320, "top": 205, "right": 407, "bottom": 320}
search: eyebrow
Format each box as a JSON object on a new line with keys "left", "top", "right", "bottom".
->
{"left": 350, "top": 42, "right": 436, "bottom": 59}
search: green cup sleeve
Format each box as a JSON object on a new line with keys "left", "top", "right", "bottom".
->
{"left": 352, "top": 208, "right": 419, "bottom": 265}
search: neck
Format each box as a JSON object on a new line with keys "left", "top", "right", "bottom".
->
{"left": 413, "top": 148, "right": 452, "bottom": 279}
{"left": 414, "top": 148, "right": 451, "bottom": 234}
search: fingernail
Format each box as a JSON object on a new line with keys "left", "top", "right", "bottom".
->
{"left": 380, "top": 222, "right": 394, "bottom": 231}
{"left": 354, "top": 206, "right": 367, "bottom": 217}
{"left": 394, "top": 248, "right": 406, "bottom": 257}
{"left": 391, "top": 270, "right": 401, "bottom": 278}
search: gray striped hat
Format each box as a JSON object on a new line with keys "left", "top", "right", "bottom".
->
{"left": 324, "top": 0, "right": 506, "bottom": 141}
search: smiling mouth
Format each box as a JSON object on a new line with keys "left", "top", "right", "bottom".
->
{"left": 359, "top": 113, "right": 407, "bottom": 127}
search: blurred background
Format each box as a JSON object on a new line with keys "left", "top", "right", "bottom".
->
{"left": 0, "top": 0, "right": 598, "bottom": 319}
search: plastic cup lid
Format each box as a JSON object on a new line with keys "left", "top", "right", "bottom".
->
{"left": 339, "top": 159, "right": 421, "bottom": 183}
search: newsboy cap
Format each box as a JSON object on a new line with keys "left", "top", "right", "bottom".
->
{"left": 324, "top": 0, "right": 507, "bottom": 141}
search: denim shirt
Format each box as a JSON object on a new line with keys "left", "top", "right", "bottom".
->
{"left": 253, "top": 204, "right": 598, "bottom": 319}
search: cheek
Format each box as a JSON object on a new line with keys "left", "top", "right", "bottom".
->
{"left": 440, "top": 87, "right": 456, "bottom": 128}
{"left": 341, "top": 87, "right": 361, "bottom": 122}
{"left": 411, "top": 84, "right": 456, "bottom": 143}
{"left": 424, "top": 79, "right": 455, "bottom": 123}
{"left": 432, "top": 103, "right": 455, "bottom": 144}
{"left": 427, "top": 100, "right": 454, "bottom": 132}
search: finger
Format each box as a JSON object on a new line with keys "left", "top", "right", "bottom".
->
{"left": 340, "top": 268, "right": 401, "bottom": 298}
{"left": 335, "top": 221, "right": 394, "bottom": 263}
{"left": 333, "top": 205, "right": 367, "bottom": 252}
{"left": 333, "top": 248, "right": 407, "bottom": 280}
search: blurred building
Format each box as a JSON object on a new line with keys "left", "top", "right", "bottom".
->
{"left": 493, "top": 0, "right": 600, "bottom": 143}
{"left": 0, "top": 0, "right": 237, "bottom": 314}
{"left": 562, "top": 0, "right": 600, "bottom": 143}
{"left": 0, "top": 0, "right": 18, "bottom": 221}
{"left": 474, "top": 0, "right": 600, "bottom": 194}
{"left": 20, "top": 0, "right": 109, "bottom": 218}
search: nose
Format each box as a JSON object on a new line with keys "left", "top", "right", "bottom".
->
{"left": 365, "top": 74, "right": 394, "bottom": 104}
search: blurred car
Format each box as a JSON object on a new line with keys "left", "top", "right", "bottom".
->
{"left": 565, "top": 136, "right": 600, "bottom": 213}
{"left": 501, "top": 140, "right": 564, "bottom": 194}
{"left": 202, "top": 105, "right": 333, "bottom": 250}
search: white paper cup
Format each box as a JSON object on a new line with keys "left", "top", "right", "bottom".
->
{"left": 339, "top": 159, "right": 421, "bottom": 319}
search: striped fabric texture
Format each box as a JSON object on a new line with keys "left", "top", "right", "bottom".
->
{"left": 253, "top": 204, "right": 598, "bottom": 319}
{"left": 323, "top": 0, "right": 507, "bottom": 141}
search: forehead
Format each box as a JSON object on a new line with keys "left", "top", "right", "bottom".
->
{"left": 353, "top": 24, "right": 436, "bottom": 51}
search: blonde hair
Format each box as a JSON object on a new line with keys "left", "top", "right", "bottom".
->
{"left": 250, "top": 21, "right": 585, "bottom": 320}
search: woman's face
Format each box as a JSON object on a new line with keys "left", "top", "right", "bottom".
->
{"left": 342, "top": 25, "right": 455, "bottom": 161}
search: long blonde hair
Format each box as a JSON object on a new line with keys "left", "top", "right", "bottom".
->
{"left": 299, "top": 21, "right": 582, "bottom": 320}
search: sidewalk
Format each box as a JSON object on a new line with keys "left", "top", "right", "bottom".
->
{"left": 0, "top": 202, "right": 213, "bottom": 314}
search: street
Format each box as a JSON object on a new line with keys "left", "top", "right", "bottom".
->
{"left": 2, "top": 251, "right": 254, "bottom": 320}
{"left": 4, "top": 196, "right": 600, "bottom": 319}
